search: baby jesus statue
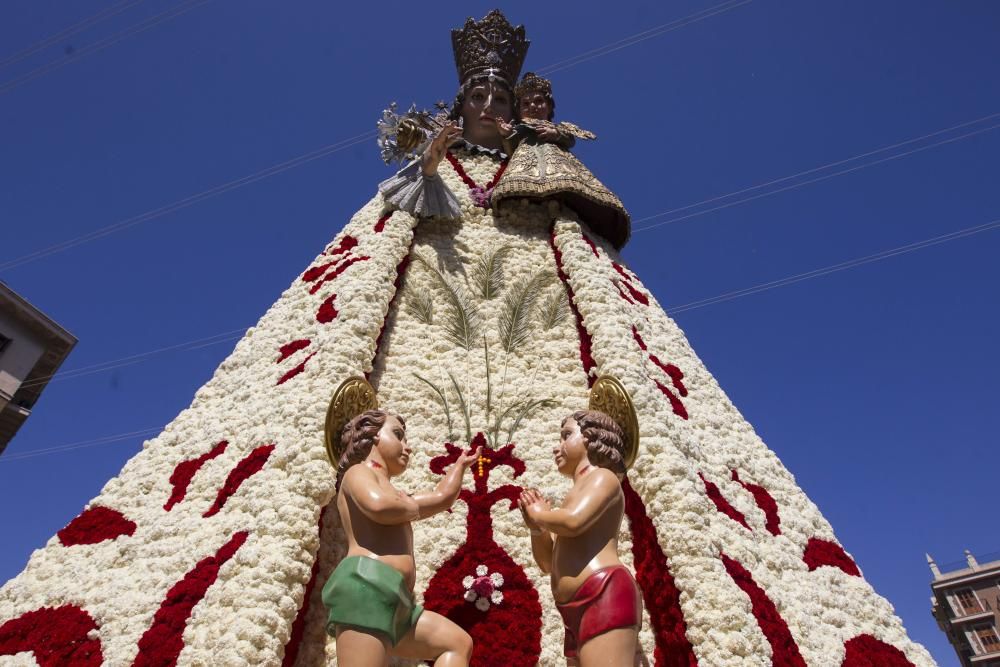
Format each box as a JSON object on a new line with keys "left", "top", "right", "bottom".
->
{"left": 518, "top": 410, "right": 644, "bottom": 666}
{"left": 492, "top": 72, "right": 632, "bottom": 250}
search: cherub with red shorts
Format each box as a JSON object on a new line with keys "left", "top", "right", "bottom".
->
{"left": 518, "top": 410, "right": 643, "bottom": 666}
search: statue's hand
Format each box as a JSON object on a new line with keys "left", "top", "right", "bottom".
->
{"left": 518, "top": 491, "right": 543, "bottom": 532}
{"left": 521, "top": 488, "right": 551, "bottom": 515}
{"left": 421, "top": 122, "right": 462, "bottom": 176}
{"left": 534, "top": 122, "right": 560, "bottom": 142}
{"left": 496, "top": 118, "right": 515, "bottom": 138}
{"left": 456, "top": 445, "right": 483, "bottom": 471}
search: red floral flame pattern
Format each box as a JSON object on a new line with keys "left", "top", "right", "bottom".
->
{"left": 581, "top": 232, "right": 600, "bottom": 258}
{"left": 621, "top": 477, "right": 698, "bottom": 667}
{"left": 57, "top": 506, "right": 137, "bottom": 546}
{"left": 324, "top": 234, "right": 359, "bottom": 258}
{"left": 612, "top": 262, "right": 649, "bottom": 306}
{"left": 424, "top": 434, "right": 541, "bottom": 666}
{"left": 698, "top": 473, "right": 750, "bottom": 530}
{"left": 203, "top": 444, "right": 275, "bottom": 517}
{"left": 367, "top": 254, "right": 411, "bottom": 382}
{"left": 803, "top": 538, "right": 860, "bottom": 577}
{"left": 164, "top": 440, "right": 228, "bottom": 511}
{"left": 0, "top": 605, "right": 103, "bottom": 666}
{"left": 133, "top": 531, "right": 249, "bottom": 667}
{"left": 631, "top": 325, "right": 689, "bottom": 419}
{"left": 721, "top": 554, "right": 806, "bottom": 667}
{"left": 373, "top": 212, "right": 392, "bottom": 233}
{"left": 549, "top": 227, "right": 596, "bottom": 387}
{"left": 277, "top": 352, "right": 316, "bottom": 385}
{"left": 316, "top": 295, "right": 338, "bottom": 324}
{"left": 731, "top": 470, "right": 781, "bottom": 536}
{"left": 276, "top": 340, "right": 311, "bottom": 363}
{"left": 305, "top": 255, "right": 371, "bottom": 296}
{"left": 841, "top": 634, "right": 915, "bottom": 666}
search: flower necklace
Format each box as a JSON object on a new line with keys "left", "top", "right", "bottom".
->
{"left": 445, "top": 151, "right": 509, "bottom": 209}
{"left": 367, "top": 460, "right": 383, "bottom": 470}
{"left": 578, "top": 464, "right": 592, "bottom": 478}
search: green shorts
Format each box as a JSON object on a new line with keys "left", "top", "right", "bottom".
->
{"left": 322, "top": 555, "right": 423, "bottom": 646}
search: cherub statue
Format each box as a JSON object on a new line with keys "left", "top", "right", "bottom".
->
{"left": 323, "top": 409, "right": 481, "bottom": 667}
{"left": 518, "top": 410, "right": 643, "bottom": 666}
{"left": 492, "top": 72, "right": 631, "bottom": 249}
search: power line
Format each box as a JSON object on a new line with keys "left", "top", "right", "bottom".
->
{"left": 0, "top": 0, "right": 149, "bottom": 71}
{"left": 0, "top": 0, "right": 213, "bottom": 97}
{"left": 19, "top": 328, "right": 248, "bottom": 389}
{"left": 0, "top": 2, "right": 740, "bottom": 273}
{"left": 667, "top": 218, "right": 1000, "bottom": 314}
{"left": 0, "top": 130, "right": 376, "bottom": 273}
{"left": 537, "top": 0, "right": 752, "bottom": 76}
{"left": 633, "top": 114, "right": 1000, "bottom": 232}
{"left": 1, "top": 427, "right": 163, "bottom": 463}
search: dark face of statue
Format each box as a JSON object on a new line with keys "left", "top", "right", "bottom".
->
{"left": 460, "top": 80, "right": 513, "bottom": 149}
{"left": 554, "top": 417, "right": 588, "bottom": 477}
{"left": 520, "top": 91, "right": 552, "bottom": 121}
{"left": 375, "top": 415, "right": 411, "bottom": 476}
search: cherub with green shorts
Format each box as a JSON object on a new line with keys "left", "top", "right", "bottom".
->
{"left": 323, "top": 409, "right": 480, "bottom": 667}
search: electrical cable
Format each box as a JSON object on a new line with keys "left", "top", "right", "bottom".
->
{"left": 0, "top": 0, "right": 149, "bottom": 71}
{"left": 0, "top": 0, "right": 213, "bottom": 97}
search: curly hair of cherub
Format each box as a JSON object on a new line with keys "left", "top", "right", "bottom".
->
{"left": 335, "top": 409, "right": 404, "bottom": 490}
{"left": 569, "top": 409, "right": 626, "bottom": 475}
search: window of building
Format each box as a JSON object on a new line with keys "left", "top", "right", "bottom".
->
{"left": 0, "top": 332, "right": 10, "bottom": 355}
{"left": 957, "top": 588, "right": 984, "bottom": 615}
{"left": 975, "top": 625, "right": 1000, "bottom": 654}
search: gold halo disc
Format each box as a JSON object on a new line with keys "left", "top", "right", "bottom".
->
{"left": 324, "top": 377, "right": 379, "bottom": 467}
{"left": 588, "top": 375, "right": 640, "bottom": 470}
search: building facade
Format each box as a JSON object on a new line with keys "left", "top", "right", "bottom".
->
{"left": 930, "top": 550, "right": 1000, "bottom": 665}
{"left": 0, "top": 282, "right": 76, "bottom": 455}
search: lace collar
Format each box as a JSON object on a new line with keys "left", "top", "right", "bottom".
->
{"left": 453, "top": 138, "right": 508, "bottom": 160}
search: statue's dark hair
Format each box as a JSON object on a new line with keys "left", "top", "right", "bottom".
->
{"left": 335, "top": 410, "right": 404, "bottom": 491}
{"left": 568, "top": 410, "right": 626, "bottom": 475}
{"left": 448, "top": 75, "right": 518, "bottom": 121}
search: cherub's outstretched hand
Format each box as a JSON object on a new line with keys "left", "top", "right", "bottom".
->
{"left": 456, "top": 446, "right": 483, "bottom": 470}
{"left": 421, "top": 121, "right": 462, "bottom": 176}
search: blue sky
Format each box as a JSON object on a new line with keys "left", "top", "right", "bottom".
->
{"left": 1, "top": 1, "right": 998, "bottom": 663}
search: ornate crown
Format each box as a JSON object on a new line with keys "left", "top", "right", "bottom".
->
{"left": 451, "top": 10, "right": 529, "bottom": 89}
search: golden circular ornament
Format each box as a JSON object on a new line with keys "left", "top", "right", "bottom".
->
{"left": 588, "top": 375, "right": 640, "bottom": 470}
{"left": 324, "top": 377, "right": 379, "bottom": 467}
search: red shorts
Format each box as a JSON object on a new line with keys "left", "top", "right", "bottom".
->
{"left": 556, "top": 565, "right": 642, "bottom": 658}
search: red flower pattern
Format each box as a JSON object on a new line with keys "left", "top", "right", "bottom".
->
{"left": 203, "top": 444, "right": 275, "bottom": 517}
{"left": 721, "top": 554, "right": 806, "bottom": 667}
{"left": 803, "top": 538, "right": 860, "bottom": 577}
{"left": 731, "top": 470, "right": 781, "bottom": 536}
{"left": 57, "top": 506, "right": 137, "bottom": 546}
{"left": 133, "top": 531, "right": 249, "bottom": 667}
{"left": 549, "top": 227, "right": 596, "bottom": 386}
{"left": 622, "top": 477, "right": 698, "bottom": 667}
{"left": 841, "top": 635, "right": 914, "bottom": 666}
{"left": 698, "top": 472, "right": 750, "bottom": 530}
{"left": 164, "top": 440, "right": 228, "bottom": 511}
{"left": 423, "top": 434, "right": 542, "bottom": 666}
{"left": 0, "top": 605, "right": 103, "bottom": 666}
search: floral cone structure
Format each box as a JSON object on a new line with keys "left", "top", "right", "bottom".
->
{"left": 0, "top": 149, "right": 935, "bottom": 665}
